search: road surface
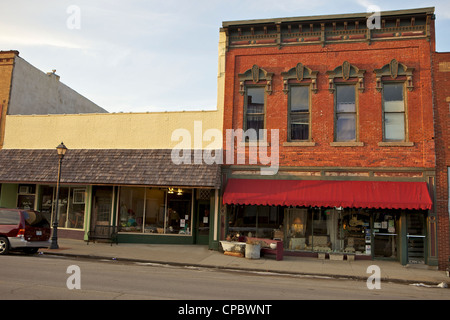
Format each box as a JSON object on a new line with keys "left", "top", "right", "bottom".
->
{"left": 0, "top": 253, "right": 448, "bottom": 301}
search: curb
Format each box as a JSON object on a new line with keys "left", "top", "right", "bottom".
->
{"left": 40, "top": 250, "right": 449, "bottom": 288}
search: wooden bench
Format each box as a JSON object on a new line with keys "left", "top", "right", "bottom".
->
{"left": 87, "top": 225, "right": 118, "bottom": 246}
{"left": 246, "top": 237, "right": 284, "bottom": 261}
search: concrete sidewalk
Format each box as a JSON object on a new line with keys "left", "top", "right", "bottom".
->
{"left": 40, "top": 239, "right": 449, "bottom": 287}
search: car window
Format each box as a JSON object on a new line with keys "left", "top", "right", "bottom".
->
{"left": 0, "top": 210, "right": 20, "bottom": 225}
{"left": 25, "top": 211, "right": 50, "bottom": 228}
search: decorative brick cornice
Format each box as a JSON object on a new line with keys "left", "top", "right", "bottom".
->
{"left": 223, "top": 7, "right": 434, "bottom": 49}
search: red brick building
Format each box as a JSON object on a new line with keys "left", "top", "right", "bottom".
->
{"left": 220, "top": 8, "right": 440, "bottom": 266}
{"left": 432, "top": 51, "right": 450, "bottom": 271}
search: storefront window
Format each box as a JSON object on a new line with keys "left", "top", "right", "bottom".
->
{"left": 228, "top": 205, "right": 283, "bottom": 239}
{"left": 229, "top": 205, "right": 375, "bottom": 255}
{"left": 118, "top": 187, "right": 145, "bottom": 232}
{"left": 17, "top": 184, "right": 36, "bottom": 210}
{"left": 144, "top": 188, "right": 165, "bottom": 233}
{"left": 118, "top": 187, "right": 193, "bottom": 235}
{"left": 57, "top": 187, "right": 69, "bottom": 228}
{"left": 285, "top": 208, "right": 307, "bottom": 250}
{"left": 37, "top": 185, "right": 86, "bottom": 230}
{"left": 67, "top": 188, "right": 86, "bottom": 229}
{"left": 310, "top": 208, "right": 333, "bottom": 252}
{"left": 39, "top": 185, "right": 54, "bottom": 223}
{"left": 342, "top": 209, "right": 371, "bottom": 255}
{"left": 166, "top": 189, "right": 192, "bottom": 235}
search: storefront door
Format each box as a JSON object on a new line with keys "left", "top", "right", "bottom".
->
{"left": 373, "top": 211, "right": 399, "bottom": 260}
{"left": 406, "top": 212, "right": 426, "bottom": 264}
{"left": 91, "top": 186, "right": 113, "bottom": 229}
{"left": 195, "top": 201, "right": 210, "bottom": 245}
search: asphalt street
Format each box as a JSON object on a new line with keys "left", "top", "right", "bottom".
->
{"left": 1, "top": 254, "right": 448, "bottom": 301}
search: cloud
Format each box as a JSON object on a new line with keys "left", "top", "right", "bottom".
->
{"left": 0, "top": 26, "right": 85, "bottom": 49}
{"left": 2, "top": 0, "right": 449, "bottom": 113}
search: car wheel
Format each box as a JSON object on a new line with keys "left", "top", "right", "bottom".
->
{"left": 23, "top": 248, "right": 39, "bottom": 254}
{"left": 0, "top": 237, "right": 10, "bottom": 255}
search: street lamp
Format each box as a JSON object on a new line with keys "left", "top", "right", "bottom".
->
{"left": 50, "top": 142, "right": 68, "bottom": 249}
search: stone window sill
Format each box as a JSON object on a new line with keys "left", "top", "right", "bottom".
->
{"left": 378, "top": 141, "right": 414, "bottom": 147}
{"left": 330, "top": 141, "right": 364, "bottom": 147}
{"left": 238, "top": 141, "right": 270, "bottom": 147}
{"left": 283, "top": 141, "right": 316, "bottom": 147}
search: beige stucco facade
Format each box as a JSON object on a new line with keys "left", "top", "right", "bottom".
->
{"left": 2, "top": 110, "right": 223, "bottom": 149}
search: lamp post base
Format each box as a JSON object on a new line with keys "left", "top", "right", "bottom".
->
{"left": 50, "top": 225, "right": 59, "bottom": 249}
{"left": 50, "top": 242, "right": 59, "bottom": 250}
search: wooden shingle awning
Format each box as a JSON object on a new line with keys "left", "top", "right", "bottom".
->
{"left": 0, "top": 149, "right": 221, "bottom": 188}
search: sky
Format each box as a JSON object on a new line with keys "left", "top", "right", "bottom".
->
{"left": 1, "top": 0, "right": 449, "bottom": 113}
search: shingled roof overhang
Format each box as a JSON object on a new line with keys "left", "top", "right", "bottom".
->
{"left": 0, "top": 149, "right": 221, "bottom": 188}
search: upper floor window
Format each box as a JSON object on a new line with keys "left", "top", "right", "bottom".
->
{"left": 282, "top": 63, "right": 318, "bottom": 144}
{"left": 335, "top": 85, "right": 356, "bottom": 142}
{"left": 375, "top": 59, "right": 414, "bottom": 144}
{"left": 383, "top": 83, "right": 405, "bottom": 141}
{"left": 245, "top": 86, "right": 265, "bottom": 140}
{"left": 289, "top": 86, "right": 310, "bottom": 141}
{"left": 239, "top": 65, "right": 273, "bottom": 142}
{"left": 327, "top": 61, "right": 364, "bottom": 144}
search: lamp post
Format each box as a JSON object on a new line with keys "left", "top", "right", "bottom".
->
{"left": 50, "top": 142, "right": 68, "bottom": 249}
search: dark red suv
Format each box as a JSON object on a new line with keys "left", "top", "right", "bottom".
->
{"left": 0, "top": 208, "right": 51, "bottom": 255}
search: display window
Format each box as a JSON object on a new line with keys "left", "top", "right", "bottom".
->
{"left": 37, "top": 185, "right": 87, "bottom": 230}
{"left": 144, "top": 188, "right": 165, "bottom": 233}
{"left": 118, "top": 187, "right": 145, "bottom": 232}
{"left": 227, "top": 205, "right": 283, "bottom": 239}
{"left": 227, "top": 204, "right": 427, "bottom": 261}
{"left": 228, "top": 205, "right": 373, "bottom": 255}
{"left": 118, "top": 187, "right": 193, "bottom": 236}
{"left": 342, "top": 209, "right": 371, "bottom": 255}
{"left": 17, "top": 184, "right": 36, "bottom": 210}
{"left": 166, "top": 189, "right": 192, "bottom": 234}
{"left": 39, "top": 185, "right": 54, "bottom": 223}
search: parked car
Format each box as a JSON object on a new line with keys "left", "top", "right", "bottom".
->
{"left": 0, "top": 208, "right": 51, "bottom": 255}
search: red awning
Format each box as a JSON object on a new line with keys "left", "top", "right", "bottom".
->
{"left": 223, "top": 179, "right": 432, "bottom": 210}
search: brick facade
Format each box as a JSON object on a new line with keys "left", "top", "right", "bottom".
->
{"left": 0, "top": 51, "right": 17, "bottom": 148}
{"left": 432, "top": 51, "right": 450, "bottom": 270}
{"left": 221, "top": 8, "right": 443, "bottom": 267}
{"left": 223, "top": 39, "right": 435, "bottom": 169}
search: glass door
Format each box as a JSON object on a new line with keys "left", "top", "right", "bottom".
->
{"left": 195, "top": 201, "right": 210, "bottom": 245}
{"left": 407, "top": 212, "right": 426, "bottom": 264}
{"left": 373, "top": 211, "right": 399, "bottom": 260}
{"left": 91, "top": 186, "right": 113, "bottom": 229}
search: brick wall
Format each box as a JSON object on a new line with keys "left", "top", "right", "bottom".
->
{"left": 432, "top": 51, "right": 450, "bottom": 270}
{"left": 0, "top": 51, "right": 18, "bottom": 148}
{"left": 223, "top": 39, "right": 435, "bottom": 169}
